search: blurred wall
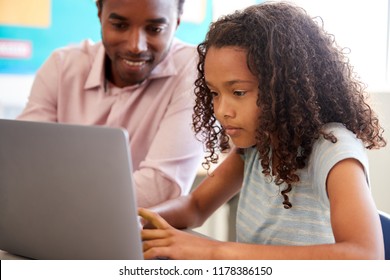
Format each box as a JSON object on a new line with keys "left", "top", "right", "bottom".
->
{"left": 368, "top": 92, "right": 390, "bottom": 214}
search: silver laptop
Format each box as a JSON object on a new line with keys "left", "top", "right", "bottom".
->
{"left": 0, "top": 119, "right": 143, "bottom": 260}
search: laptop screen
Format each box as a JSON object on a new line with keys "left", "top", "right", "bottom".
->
{"left": 0, "top": 119, "right": 143, "bottom": 260}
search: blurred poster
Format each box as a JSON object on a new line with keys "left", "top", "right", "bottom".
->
{"left": 182, "top": 0, "right": 207, "bottom": 23}
{"left": 0, "top": 0, "right": 51, "bottom": 27}
{"left": 0, "top": 0, "right": 100, "bottom": 74}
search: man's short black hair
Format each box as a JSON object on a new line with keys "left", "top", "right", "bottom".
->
{"left": 96, "top": 0, "right": 185, "bottom": 15}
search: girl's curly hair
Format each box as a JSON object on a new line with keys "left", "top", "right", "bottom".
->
{"left": 193, "top": 2, "right": 386, "bottom": 208}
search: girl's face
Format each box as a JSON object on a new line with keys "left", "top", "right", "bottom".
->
{"left": 204, "top": 46, "right": 260, "bottom": 148}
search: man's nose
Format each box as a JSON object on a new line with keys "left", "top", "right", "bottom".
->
{"left": 126, "top": 28, "right": 147, "bottom": 54}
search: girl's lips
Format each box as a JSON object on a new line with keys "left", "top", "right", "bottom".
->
{"left": 224, "top": 127, "right": 242, "bottom": 137}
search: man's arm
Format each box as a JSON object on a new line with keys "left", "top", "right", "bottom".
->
{"left": 17, "top": 52, "right": 59, "bottom": 122}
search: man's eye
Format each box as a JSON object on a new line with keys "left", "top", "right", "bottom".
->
{"left": 147, "top": 26, "right": 165, "bottom": 33}
{"left": 112, "top": 22, "right": 127, "bottom": 29}
{"left": 233, "top": 90, "right": 246, "bottom": 96}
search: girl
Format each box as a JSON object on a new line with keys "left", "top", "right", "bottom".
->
{"left": 139, "top": 2, "right": 386, "bottom": 259}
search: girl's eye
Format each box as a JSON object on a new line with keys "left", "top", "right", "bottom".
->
{"left": 210, "top": 91, "right": 218, "bottom": 98}
{"left": 233, "top": 90, "right": 246, "bottom": 97}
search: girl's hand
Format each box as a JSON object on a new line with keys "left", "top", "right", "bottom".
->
{"left": 138, "top": 208, "right": 221, "bottom": 260}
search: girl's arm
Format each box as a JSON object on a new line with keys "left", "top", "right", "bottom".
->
{"left": 210, "top": 158, "right": 384, "bottom": 259}
{"left": 141, "top": 157, "right": 384, "bottom": 259}
{"left": 143, "top": 148, "right": 245, "bottom": 229}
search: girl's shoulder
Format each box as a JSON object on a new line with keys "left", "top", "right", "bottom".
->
{"left": 319, "top": 122, "right": 362, "bottom": 147}
{"left": 322, "top": 122, "right": 352, "bottom": 134}
{"left": 310, "top": 122, "right": 368, "bottom": 176}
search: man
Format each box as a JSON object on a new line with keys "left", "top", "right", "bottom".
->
{"left": 17, "top": 0, "right": 203, "bottom": 207}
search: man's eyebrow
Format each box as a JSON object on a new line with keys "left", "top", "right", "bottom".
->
{"left": 147, "top": 18, "right": 169, "bottom": 24}
{"left": 108, "top": 13, "right": 126, "bottom": 21}
{"left": 108, "top": 13, "right": 169, "bottom": 24}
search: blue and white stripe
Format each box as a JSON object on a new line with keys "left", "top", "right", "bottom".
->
{"left": 236, "top": 123, "right": 369, "bottom": 245}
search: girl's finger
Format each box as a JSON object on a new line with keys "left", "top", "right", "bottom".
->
{"left": 141, "top": 228, "right": 172, "bottom": 240}
{"left": 138, "top": 208, "right": 172, "bottom": 230}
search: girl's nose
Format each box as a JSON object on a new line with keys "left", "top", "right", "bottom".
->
{"left": 215, "top": 96, "right": 235, "bottom": 120}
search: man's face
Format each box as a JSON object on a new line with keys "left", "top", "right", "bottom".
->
{"left": 98, "top": 0, "right": 180, "bottom": 87}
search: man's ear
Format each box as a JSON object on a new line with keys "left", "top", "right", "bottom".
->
{"left": 96, "top": 1, "right": 102, "bottom": 19}
{"left": 176, "top": 17, "right": 181, "bottom": 30}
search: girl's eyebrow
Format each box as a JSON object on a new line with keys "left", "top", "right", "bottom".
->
{"left": 206, "top": 80, "right": 256, "bottom": 88}
{"left": 225, "top": 80, "right": 256, "bottom": 86}
{"left": 205, "top": 81, "right": 214, "bottom": 88}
